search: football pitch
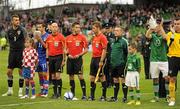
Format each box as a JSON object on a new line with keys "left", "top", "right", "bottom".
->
{"left": 0, "top": 50, "right": 179, "bottom": 109}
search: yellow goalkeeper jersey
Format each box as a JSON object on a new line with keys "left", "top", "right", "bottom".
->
{"left": 166, "top": 32, "right": 180, "bottom": 57}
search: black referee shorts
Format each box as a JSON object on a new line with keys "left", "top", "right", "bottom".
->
{"left": 48, "top": 55, "right": 63, "bottom": 74}
{"left": 8, "top": 50, "right": 23, "bottom": 69}
{"left": 111, "top": 65, "right": 126, "bottom": 78}
{"left": 67, "top": 56, "right": 83, "bottom": 75}
{"left": 168, "top": 57, "right": 180, "bottom": 77}
{"left": 90, "top": 57, "right": 106, "bottom": 77}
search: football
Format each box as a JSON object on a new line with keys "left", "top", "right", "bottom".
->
{"left": 64, "top": 91, "right": 74, "bottom": 100}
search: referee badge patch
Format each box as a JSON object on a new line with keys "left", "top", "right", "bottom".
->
{"left": 76, "top": 41, "right": 80, "bottom": 46}
{"left": 96, "top": 43, "right": 99, "bottom": 48}
{"left": 54, "top": 41, "right": 59, "bottom": 47}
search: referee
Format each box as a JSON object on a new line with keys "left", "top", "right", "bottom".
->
{"left": 66, "top": 22, "right": 88, "bottom": 100}
{"left": 109, "top": 26, "right": 128, "bottom": 102}
{"left": 46, "top": 22, "right": 65, "bottom": 99}
{"left": 2, "top": 15, "right": 27, "bottom": 97}
{"left": 89, "top": 21, "right": 108, "bottom": 101}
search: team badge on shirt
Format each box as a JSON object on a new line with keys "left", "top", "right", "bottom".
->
{"left": 128, "top": 63, "right": 133, "bottom": 70}
{"left": 17, "top": 30, "right": 21, "bottom": 35}
{"left": 14, "top": 36, "right": 17, "bottom": 41}
{"left": 155, "top": 39, "right": 161, "bottom": 46}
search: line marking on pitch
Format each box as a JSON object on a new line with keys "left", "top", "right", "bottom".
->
{"left": 0, "top": 92, "right": 179, "bottom": 107}
{"left": 0, "top": 100, "right": 55, "bottom": 107}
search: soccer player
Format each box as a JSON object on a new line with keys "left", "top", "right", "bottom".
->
{"left": 89, "top": 21, "right": 108, "bottom": 101}
{"left": 46, "top": 22, "right": 65, "bottom": 99}
{"left": 146, "top": 19, "right": 169, "bottom": 103}
{"left": 2, "top": 15, "right": 27, "bottom": 97}
{"left": 35, "top": 22, "right": 49, "bottom": 97}
{"left": 20, "top": 37, "right": 38, "bottom": 99}
{"left": 109, "top": 26, "right": 128, "bottom": 102}
{"left": 125, "top": 42, "right": 141, "bottom": 105}
{"left": 166, "top": 17, "right": 180, "bottom": 106}
{"left": 65, "top": 22, "right": 88, "bottom": 100}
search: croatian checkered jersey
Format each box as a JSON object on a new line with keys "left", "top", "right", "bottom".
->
{"left": 22, "top": 48, "right": 38, "bottom": 71}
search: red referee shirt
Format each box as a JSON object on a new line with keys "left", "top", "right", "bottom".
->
{"left": 92, "top": 33, "right": 108, "bottom": 57}
{"left": 46, "top": 33, "right": 65, "bottom": 56}
{"left": 66, "top": 33, "right": 88, "bottom": 56}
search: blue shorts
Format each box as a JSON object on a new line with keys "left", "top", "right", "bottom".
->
{"left": 36, "top": 59, "right": 47, "bottom": 72}
{"left": 22, "top": 67, "right": 32, "bottom": 79}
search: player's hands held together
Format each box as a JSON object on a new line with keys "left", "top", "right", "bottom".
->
{"left": 68, "top": 54, "right": 80, "bottom": 59}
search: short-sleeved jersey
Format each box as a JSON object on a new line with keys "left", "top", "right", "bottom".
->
{"left": 66, "top": 33, "right": 88, "bottom": 56}
{"left": 46, "top": 33, "right": 65, "bottom": 56}
{"left": 150, "top": 33, "right": 168, "bottom": 62}
{"left": 127, "top": 53, "right": 141, "bottom": 71}
{"left": 111, "top": 37, "right": 128, "bottom": 67}
{"left": 22, "top": 48, "right": 38, "bottom": 71}
{"left": 7, "top": 26, "right": 27, "bottom": 51}
{"left": 92, "top": 33, "right": 108, "bottom": 57}
{"left": 36, "top": 32, "right": 49, "bottom": 60}
{"left": 166, "top": 32, "right": 180, "bottom": 57}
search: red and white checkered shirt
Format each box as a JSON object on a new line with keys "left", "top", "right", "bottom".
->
{"left": 22, "top": 48, "right": 38, "bottom": 71}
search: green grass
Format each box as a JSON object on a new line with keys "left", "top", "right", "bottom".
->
{"left": 0, "top": 50, "right": 179, "bottom": 109}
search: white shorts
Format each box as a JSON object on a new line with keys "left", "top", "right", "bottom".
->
{"left": 125, "top": 71, "right": 140, "bottom": 89}
{"left": 150, "top": 62, "right": 168, "bottom": 79}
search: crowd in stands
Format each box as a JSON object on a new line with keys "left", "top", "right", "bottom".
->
{"left": 0, "top": 2, "right": 179, "bottom": 47}
{"left": 0, "top": 2, "right": 180, "bottom": 107}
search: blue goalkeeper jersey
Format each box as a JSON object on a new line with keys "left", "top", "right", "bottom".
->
{"left": 36, "top": 32, "right": 49, "bottom": 60}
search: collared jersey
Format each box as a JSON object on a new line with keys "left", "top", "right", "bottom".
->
{"left": 92, "top": 33, "right": 108, "bottom": 57}
{"left": 66, "top": 33, "right": 88, "bottom": 56}
{"left": 150, "top": 32, "right": 168, "bottom": 62}
{"left": 166, "top": 32, "right": 180, "bottom": 57}
{"left": 127, "top": 53, "right": 141, "bottom": 71}
{"left": 46, "top": 33, "right": 65, "bottom": 56}
{"left": 7, "top": 26, "right": 26, "bottom": 51}
{"left": 22, "top": 48, "right": 38, "bottom": 71}
{"left": 111, "top": 36, "right": 128, "bottom": 67}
